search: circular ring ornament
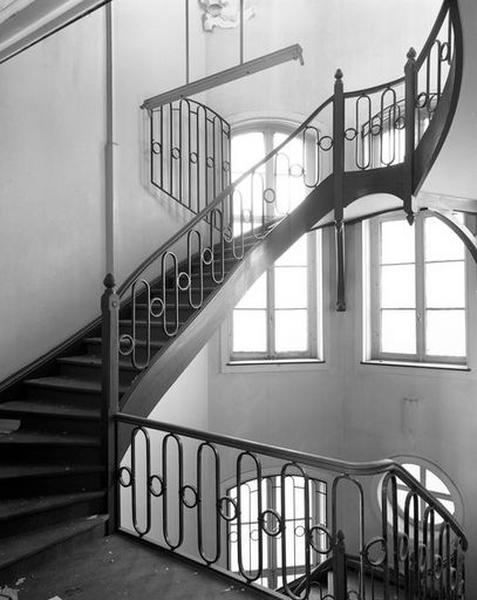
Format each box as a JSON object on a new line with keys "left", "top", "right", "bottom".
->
{"left": 152, "top": 141, "right": 162, "bottom": 155}
{"left": 189, "top": 151, "right": 198, "bottom": 164}
{"left": 263, "top": 188, "right": 276, "bottom": 204}
{"left": 294, "top": 525, "right": 306, "bottom": 538}
{"left": 398, "top": 533, "right": 410, "bottom": 562}
{"left": 202, "top": 247, "right": 213, "bottom": 265}
{"left": 223, "top": 226, "right": 233, "bottom": 243}
{"left": 345, "top": 127, "right": 358, "bottom": 141}
{"left": 181, "top": 485, "right": 198, "bottom": 508}
{"left": 289, "top": 163, "right": 304, "bottom": 178}
{"left": 394, "top": 115, "right": 406, "bottom": 130}
{"left": 207, "top": 156, "right": 215, "bottom": 168}
{"left": 171, "top": 147, "right": 181, "bottom": 159}
{"left": 440, "top": 41, "right": 450, "bottom": 62}
{"left": 418, "top": 543, "right": 428, "bottom": 572}
{"left": 318, "top": 136, "right": 334, "bottom": 151}
{"left": 250, "top": 528, "right": 260, "bottom": 542}
{"left": 416, "top": 92, "right": 429, "bottom": 109}
{"left": 218, "top": 496, "right": 238, "bottom": 522}
{"left": 363, "top": 537, "right": 387, "bottom": 567}
{"left": 222, "top": 161, "right": 231, "bottom": 172}
{"left": 149, "top": 475, "right": 164, "bottom": 497}
{"left": 229, "top": 530, "right": 238, "bottom": 544}
{"left": 177, "top": 272, "right": 191, "bottom": 291}
{"left": 308, "top": 525, "right": 333, "bottom": 555}
{"left": 371, "top": 122, "right": 383, "bottom": 136}
{"left": 259, "top": 509, "right": 284, "bottom": 538}
{"left": 434, "top": 554, "right": 443, "bottom": 580}
{"left": 150, "top": 297, "right": 165, "bottom": 318}
{"left": 119, "top": 334, "right": 135, "bottom": 357}
{"left": 119, "top": 466, "right": 133, "bottom": 488}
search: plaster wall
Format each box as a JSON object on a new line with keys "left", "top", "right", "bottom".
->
{"left": 0, "top": 8, "right": 106, "bottom": 381}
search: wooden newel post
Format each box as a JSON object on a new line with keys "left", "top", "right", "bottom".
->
{"left": 333, "top": 68, "right": 346, "bottom": 312}
{"left": 101, "top": 272, "right": 120, "bottom": 534}
{"left": 404, "top": 46, "right": 417, "bottom": 225}
{"left": 332, "top": 530, "right": 347, "bottom": 600}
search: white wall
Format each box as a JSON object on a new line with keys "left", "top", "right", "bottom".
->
{"left": 0, "top": 8, "right": 107, "bottom": 380}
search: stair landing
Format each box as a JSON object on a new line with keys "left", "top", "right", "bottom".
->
{"left": 1, "top": 533, "right": 272, "bottom": 600}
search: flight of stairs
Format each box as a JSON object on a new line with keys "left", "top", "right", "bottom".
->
{"left": 0, "top": 229, "right": 261, "bottom": 577}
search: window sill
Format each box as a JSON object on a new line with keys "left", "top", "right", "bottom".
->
{"left": 223, "top": 358, "right": 326, "bottom": 374}
{"left": 361, "top": 359, "right": 470, "bottom": 372}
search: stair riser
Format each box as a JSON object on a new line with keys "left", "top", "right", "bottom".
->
{"left": 0, "top": 445, "right": 101, "bottom": 463}
{"left": 23, "top": 386, "right": 101, "bottom": 409}
{"left": 0, "top": 473, "right": 104, "bottom": 499}
{"left": 58, "top": 363, "right": 137, "bottom": 387}
{"left": 119, "top": 322, "right": 174, "bottom": 343}
{"left": 83, "top": 341, "right": 160, "bottom": 364}
{"left": 19, "top": 415, "right": 101, "bottom": 436}
{"left": 123, "top": 304, "right": 197, "bottom": 322}
{"left": 0, "top": 496, "right": 104, "bottom": 539}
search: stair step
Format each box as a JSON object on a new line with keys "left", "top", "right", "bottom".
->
{"left": 24, "top": 376, "right": 128, "bottom": 396}
{"left": 0, "top": 463, "right": 103, "bottom": 481}
{"left": 57, "top": 355, "right": 136, "bottom": 372}
{"left": 0, "top": 430, "right": 99, "bottom": 447}
{"left": 0, "top": 515, "right": 107, "bottom": 573}
{"left": 0, "top": 400, "right": 99, "bottom": 421}
{"left": 0, "top": 491, "right": 104, "bottom": 522}
{"left": 84, "top": 336, "right": 164, "bottom": 350}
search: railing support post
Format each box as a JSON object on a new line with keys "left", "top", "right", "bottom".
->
{"left": 404, "top": 47, "right": 417, "bottom": 225}
{"left": 333, "top": 68, "right": 346, "bottom": 311}
{"left": 332, "top": 530, "right": 348, "bottom": 600}
{"left": 101, "top": 273, "right": 120, "bottom": 534}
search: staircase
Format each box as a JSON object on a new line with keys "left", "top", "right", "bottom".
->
{"left": 0, "top": 0, "right": 468, "bottom": 597}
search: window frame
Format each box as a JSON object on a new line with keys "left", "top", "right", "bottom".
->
{"left": 366, "top": 210, "right": 468, "bottom": 366}
{"left": 226, "top": 122, "right": 323, "bottom": 364}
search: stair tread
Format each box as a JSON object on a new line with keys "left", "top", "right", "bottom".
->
{"left": 57, "top": 355, "right": 137, "bottom": 372}
{"left": 0, "top": 430, "right": 99, "bottom": 446}
{"left": 0, "top": 491, "right": 105, "bottom": 521}
{"left": 24, "top": 376, "right": 128, "bottom": 395}
{"left": 0, "top": 400, "right": 99, "bottom": 420}
{"left": 0, "top": 463, "right": 103, "bottom": 481}
{"left": 0, "top": 515, "right": 108, "bottom": 569}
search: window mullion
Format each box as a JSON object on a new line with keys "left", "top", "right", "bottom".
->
{"left": 415, "top": 215, "right": 426, "bottom": 360}
{"left": 268, "top": 267, "right": 275, "bottom": 358}
{"left": 307, "top": 233, "right": 317, "bottom": 356}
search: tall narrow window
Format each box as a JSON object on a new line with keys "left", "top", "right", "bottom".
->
{"left": 366, "top": 212, "right": 467, "bottom": 364}
{"left": 229, "top": 124, "right": 322, "bottom": 363}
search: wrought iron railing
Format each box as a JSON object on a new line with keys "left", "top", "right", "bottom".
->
{"left": 116, "top": 414, "right": 467, "bottom": 600}
{"left": 149, "top": 98, "right": 232, "bottom": 214}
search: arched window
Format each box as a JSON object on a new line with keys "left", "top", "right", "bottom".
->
{"left": 227, "top": 123, "right": 323, "bottom": 363}
{"left": 227, "top": 474, "right": 328, "bottom": 590}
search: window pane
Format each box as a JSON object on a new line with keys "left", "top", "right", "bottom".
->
{"left": 276, "top": 234, "right": 308, "bottom": 266}
{"left": 233, "top": 310, "right": 267, "bottom": 352}
{"left": 275, "top": 267, "right": 307, "bottom": 309}
{"left": 425, "top": 262, "right": 465, "bottom": 308}
{"left": 402, "top": 463, "right": 421, "bottom": 479}
{"left": 425, "top": 470, "right": 450, "bottom": 495}
{"left": 381, "top": 310, "right": 416, "bottom": 354}
{"left": 425, "top": 216, "right": 465, "bottom": 262}
{"left": 231, "top": 132, "right": 265, "bottom": 175}
{"left": 381, "top": 219, "right": 415, "bottom": 264}
{"left": 275, "top": 310, "right": 308, "bottom": 352}
{"left": 425, "top": 310, "right": 465, "bottom": 357}
{"left": 236, "top": 273, "right": 267, "bottom": 309}
{"left": 381, "top": 264, "right": 415, "bottom": 308}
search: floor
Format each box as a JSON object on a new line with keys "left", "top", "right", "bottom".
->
{"left": 1, "top": 533, "right": 273, "bottom": 600}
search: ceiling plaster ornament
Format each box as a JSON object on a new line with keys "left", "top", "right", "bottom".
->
{"left": 199, "top": 0, "right": 256, "bottom": 32}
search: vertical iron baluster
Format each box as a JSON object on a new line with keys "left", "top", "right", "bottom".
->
{"left": 197, "top": 442, "right": 221, "bottom": 565}
{"left": 161, "top": 251, "right": 180, "bottom": 337}
{"left": 231, "top": 190, "right": 244, "bottom": 259}
{"left": 355, "top": 94, "right": 372, "bottom": 170}
{"left": 131, "top": 426, "right": 151, "bottom": 536}
{"left": 162, "top": 433, "right": 184, "bottom": 550}
{"left": 131, "top": 280, "right": 151, "bottom": 370}
{"left": 187, "top": 230, "right": 203, "bottom": 309}
{"left": 160, "top": 105, "right": 164, "bottom": 190}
